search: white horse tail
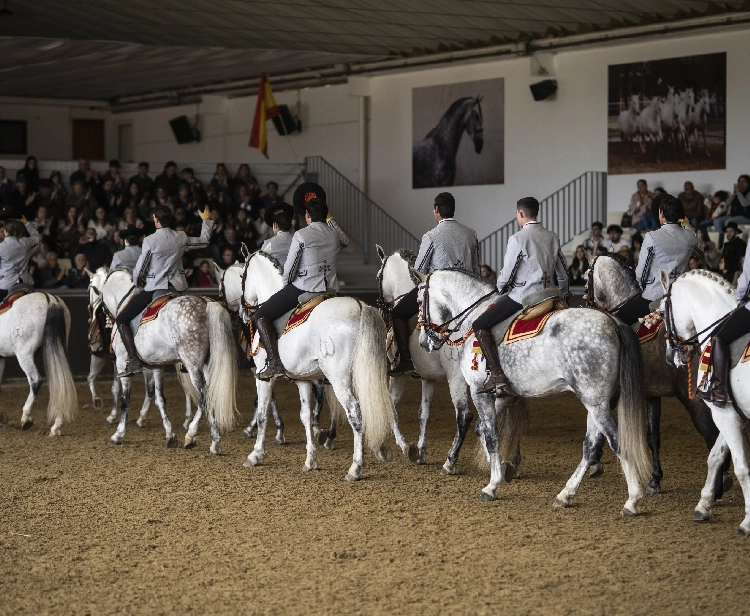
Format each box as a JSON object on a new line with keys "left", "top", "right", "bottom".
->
{"left": 205, "top": 301, "right": 238, "bottom": 432}
{"left": 42, "top": 300, "right": 78, "bottom": 426}
{"left": 177, "top": 366, "right": 199, "bottom": 406}
{"left": 324, "top": 383, "right": 346, "bottom": 426}
{"left": 497, "top": 397, "right": 529, "bottom": 463}
{"left": 615, "top": 321, "right": 651, "bottom": 487}
{"left": 352, "top": 305, "right": 395, "bottom": 452}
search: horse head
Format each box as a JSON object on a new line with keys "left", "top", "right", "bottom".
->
{"left": 585, "top": 253, "right": 640, "bottom": 311}
{"left": 465, "top": 96, "right": 484, "bottom": 154}
{"left": 88, "top": 266, "right": 109, "bottom": 313}
{"left": 629, "top": 94, "right": 640, "bottom": 112}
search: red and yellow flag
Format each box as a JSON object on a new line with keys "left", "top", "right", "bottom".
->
{"left": 249, "top": 73, "right": 280, "bottom": 158}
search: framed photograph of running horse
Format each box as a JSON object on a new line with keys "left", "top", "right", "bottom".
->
{"left": 607, "top": 52, "right": 726, "bottom": 175}
{"left": 412, "top": 78, "right": 505, "bottom": 189}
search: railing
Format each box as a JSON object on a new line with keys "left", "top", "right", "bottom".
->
{"left": 479, "top": 172, "right": 607, "bottom": 272}
{"left": 304, "top": 156, "right": 420, "bottom": 262}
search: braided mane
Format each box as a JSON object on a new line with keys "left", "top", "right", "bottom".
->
{"left": 254, "top": 249, "right": 284, "bottom": 276}
{"left": 396, "top": 249, "right": 416, "bottom": 267}
{"left": 683, "top": 268, "right": 736, "bottom": 291}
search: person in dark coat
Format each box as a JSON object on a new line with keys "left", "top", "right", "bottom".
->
{"left": 153, "top": 161, "right": 181, "bottom": 198}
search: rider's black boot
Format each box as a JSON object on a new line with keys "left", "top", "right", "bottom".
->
{"left": 387, "top": 319, "right": 415, "bottom": 376}
{"left": 118, "top": 324, "right": 143, "bottom": 377}
{"left": 697, "top": 337, "right": 729, "bottom": 408}
{"left": 255, "top": 317, "right": 286, "bottom": 381}
{"left": 475, "top": 329, "right": 513, "bottom": 397}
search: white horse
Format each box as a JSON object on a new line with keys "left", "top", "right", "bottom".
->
{"left": 618, "top": 94, "right": 640, "bottom": 152}
{"left": 0, "top": 291, "right": 77, "bottom": 435}
{"left": 418, "top": 269, "right": 652, "bottom": 515}
{"left": 660, "top": 269, "right": 750, "bottom": 535}
{"left": 675, "top": 88, "right": 695, "bottom": 154}
{"left": 659, "top": 86, "right": 679, "bottom": 149}
{"left": 238, "top": 250, "right": 399, "bottom": 480}
{"left": 637, "top": 96, "right": 662, "bottom": 155}
{"left": 689, "top": 89, "right": 712, "bottom": 157}
{"left": 87, "top": 267, "right": 195, "bottom": 430}
{"left": 96, "top": 269, "right": 237, "bottom": 454}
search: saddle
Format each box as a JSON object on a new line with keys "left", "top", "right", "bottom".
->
{"left": 277, "top": 293, "right": 335, "bottom": 336}
{"left": 632, "top": 311, "right": 664, "bottom": 344}
{"left": 698, "top": 334, "right": 750, "bottom": 377}
{"left": 0, "top": 287, "right": 33, "bottom": 317}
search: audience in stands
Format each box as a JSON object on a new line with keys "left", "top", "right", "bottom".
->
{"left": 480, "top": 264, "right": 497, "bottom": 286}
{"left": 678, "top": 181, "right": 704, "bottom": 229}
{"left": 629, "top": 179, "right": 657, "bottom": 231}
{"left": 606, "top": 225, "right": 627, "bottom": 252}
{"left": 196, "top": 260, "right": 217, "bottom": 287}
{"left": 568, "top": 246, "right": 588, "bottom": 286}
{"left": 713, "top": 175, "right": 750, "bottom": 235}
{"left": 688, "top": 256, "right": 701, "bottom": 271}
{"left": 697, "top": 227, "right": 721, "bottom": 269}
{"left": 721, "top": 221, "right": 746, "bottom": 280}
{"left": 0, "top": 167, "right": 12, "bottom": 204}
{"left": 583, "top": 221, "right": 605, "bottom": 254}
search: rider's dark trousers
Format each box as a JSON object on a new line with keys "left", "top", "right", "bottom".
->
{"left": 716, "top": 306, "right": 750, "bottom": 343}
{"left": 115, "top": 290, "right": 154, "bottom": 327}
{"left": 252, "top": 284, "right": 305, "bottom": 324}
{"left": 614, "top": 293, "right": 652, "bottom": 326}
{"left": 472, "top": 295, "right": 522, "bottom": 332}
{"left": 391, "top": 286, "right": 419, "bottom": 322}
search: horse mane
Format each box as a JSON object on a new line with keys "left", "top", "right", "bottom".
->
{"left": 427, "top": 97, "right": 477, "bottom": 138}
{"left": 682, "top": 268, "right": 736, "bottom": 291}
{"left": 105, "top": 266, "right": 132, "bottom": 284}
{"left": 596, "top": 252, "right": 639, "bottom": 288}
{"left": 439, "top": 267, "right": 495, "bottom": 292}
{"left": 253, "top": 250, "right": 283, "bottom": 276}
{"left": 397, "top": 249, "right": 416, "bottom": 268}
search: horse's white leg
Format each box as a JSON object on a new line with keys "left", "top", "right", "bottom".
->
{"left": 244, "top": 379, "right": 272, "bottom": 467}
{"left": 183, "top": 389, "right": 193, "bottom": 432}
{"left": 391, "top": 389, "right": 418, "bottom": 464}
{"left": 0, "top": 358, "right": 7, "bottom": 425}
{"left": 710, "top": 406, "right": 750, "bottom": 535}
{"left": 271, "top": 392, "right": 285, "bottom": 445}
{"left": 418, "top": 379, "right": 437, "bottom": 466}
{"left": 693, "top": 434, "right": 729, "bottom": 521}
{"left": 471, "top": 390, "right": 503, "bottom": 501}
{"left": 184, "top": 369, "right": 206, "bottom": 450}
{"left": 88, "top": 354, "right": 106, "bottom": 412}
{"left": 444, "top": 376, "right": 473, "bottom": 474}
{"left": 329, "top": 384, "right": 365, "bottom": 481}
{"left": 105, "top": 373, "right": 120, "bottom": 425}
{"left": 555, "top": 414, "right": 601, "bottom": 508}
{"left": 109, "top": 376, "right": 131, "bottom": 445}
{"left": 311, "top": 380, "right": 325, "bottom": 444}
{"left": 136, "top": 369, "right": 154, "bottom": 428}
{"left": 151, "top": 369, "right": 177, "bottom": 448}
{"left": 297, "top": 382, "right": 318, "bottom": 472}
{"left": 17, "top": 351, "right": 42, "bottom": 430}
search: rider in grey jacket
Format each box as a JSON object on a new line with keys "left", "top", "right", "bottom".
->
{"left": 0, "top": 216, "right": 40, "bottom": 300}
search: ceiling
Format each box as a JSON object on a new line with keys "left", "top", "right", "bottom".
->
{"left": 0, "top": 0, "right": 747, "bottom": 101}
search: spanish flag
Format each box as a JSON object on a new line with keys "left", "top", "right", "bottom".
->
{"left": 249, "top": 73, "right": 280, "bottom": 157}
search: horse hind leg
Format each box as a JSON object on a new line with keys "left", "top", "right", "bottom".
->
{"left": 151, "top": 369, "right": 177, "bottom": 448}
{"left": 88, "top": 354, "right": 106, "bottom": 413}
{"left": 555, "top": 414, "right": 603, "bottom": 508}
{"left": 329, "top": 386, "right": 365, "bottom": 481}
{"left": 418, "top": 379, "right": 436, "bottom": 467}
{"left": 109, "top": 375, "right": 131, "bottom": 445}
{"left": 271, "top": 392, "right": 285, "bottom": 445}
{"left": 243, "top": 394, "right": 259, "bottom": 439}
{"left": 444, "top": 378, "right": 472, "bottom": 475}
{"left": 244, "top": 380, "right": 272, "bottom": 467}
{"left": 645, "top": 397, "right": 664, "bottom": 494}
{"left": 136, "top": 369, "right": 155, "bottom": 428}
{"left": 693, "top": 434, "right": 729, "bottom": 521}
{"left": 297, "top": 381, "right": 318, "bottom": 472}
{"left": 105, "top": 374, "right": 119, "bottom": 425}
{"left": 16, "top": 351, "right": 42, "bottom": 431}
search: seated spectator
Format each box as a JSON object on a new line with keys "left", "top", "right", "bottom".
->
{"left": 234, "top": 183, "right": 261, "bottom": 217}
{"left": 0, "top": 166, "right": 13, "bottom": 204}
{"left": 701, "top": 190, "right": 729, "bottom": 228}
{"left": 213, "top": 226, "right": 242, "bottom": 263}
{"left": 606, "top": 224, "right": 627, "bottom": 252}
{"left": 235, "top": 164, "right": 252, "bottom": 189}
{"left": 6, "top": 175, "right": 35, "bottom": 218}
{"left": 174, "top": 183, "right": 194, "bottom": 213}
{"left": 172, "top": 206, "right": 190, "bottom": 231}
{"left": 595, "top": 245, "right": 609, "bottom": 257}
{"left": 67, "top": 254, "right": 91, "bottom": 288}
{"left": 630, "top": 232, "right": 643, "bottom": 267}
{"left": 117, "top": 206, "right": 144, "bottom": 233}
{"left": 69, "top": 158, "right": 98, "bottom": 191}
{"left": 232, "top": 209, "right": 258, "bottom": 250}
{"left": 99, "top": 178, "right": 125, "bottom": 213}
{"left": 568, "top": 246, "right": 588, "bottom": 286}
{"left": 124, "top": 181, "right": 148, "bottom": 218}
{"left": 678, "top": 181, "right": 705, "bottom": 228}
{"left": 721, "top": 221, "right": 746, "bottom": 278}
{"left": 717, "top": 257, "right": 733, "bottom": 283}
{"left": 254, "top": 206, "right": 273, "bottom": 245}
{"left": 87, "top": 206, "right": 115, "bottom": 241}
{"left": 480, "top": 264, "right": 497, "bottom": 286}
{"left": 66, "top": 180, "right": 94, "bottom": 218}
{"left": 713, "top": 174, "right": 750, "bottom": 235}
{"left": 128, "top": 162, "right": 153, "bottom": 200}
{"left": 195, "top": 260, "right": 217, "bottom": 287}
{"left": 220, "top": 247, "right": 237, "bottom": 269}
{"left": 630, "top": 179, "right": 657, "bottom": 231}
{"left": 33, "top": 204, "right": 57, "bottom": 258}
{"left": 153, "top": 161, "right": 181, "bottom": 198}
{"left": 100, "top": 159, "right": 124, "bottom": 191}
{"left": 618, "top": 245, "right": 634, "bottom": 267}
{"left": 208, "top": 208, "right": 225, "bottom": 245}
{"left": 697, "top": 227, "right": 721, "bottom": 269}
{"left": 180, "top": 167, "right": 205, "bottom": 204}
{"left": 209, "top": 163, "right": 234, "bottom": 201}
{"left": 582, "top": 221, "right": 605, "bottom": 254}
{"left": 17, "top": 155, "right": 40, "bottom": 195}
{"left": 35, "top": 179, "right": 64, "bottom": 219}
{"left": 688, "top": 256, "right": 701, "bottom": 271}
{"left": 49, "top": 171, "right": 68, "bottom": 201}
{"left": 149, "top": 186, "right": 172, "bottom": 211}
{"left": 204, "top": 185, "right": 228, "bottom": 220}
{"left": 38, "top": 252, "right": 68, "bottom": 289}
{"left": 76, "top": 227, "right": 110, "bottom": 271}
{"left": 57, "top": 206, "right": 86, "bottom": 258}
{"left": 261, "top": 181, "right": 282, "bottom": 209}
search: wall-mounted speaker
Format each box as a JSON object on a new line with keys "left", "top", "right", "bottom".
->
{"left": 529, "top": 79, "right": 558, "bottom": 101}
{"left": 272, "top": 104, "right": 301, "bottom": 135}
{"left": 169, "top": 115, "right": 200, "bottom": 144}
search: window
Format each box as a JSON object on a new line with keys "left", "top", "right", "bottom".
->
{"left": 0, "top": 120, "right": 27, "bottom": 155}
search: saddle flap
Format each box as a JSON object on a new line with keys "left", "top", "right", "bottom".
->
{"left": 282, "top": 294, "right": 333, "bottom": 335}
{"left": 518, "top": 297, "right": 567, "bottom": 322}
{"left": 140, "top": 294, "right": 177, "bottom": 326}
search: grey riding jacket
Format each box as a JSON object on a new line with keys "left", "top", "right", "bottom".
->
{"left": 283, "top": 219, "right": 349, "bottom": 292}
{"left": 110, "top": 245, "right": 142, "bottom": 271}
{"left": 261, "top": 231, "right": 293, "bottom": 265}
{"left": 0, "top": 222, "right": 40, "bottom": 290}
{"left": 415, "top": 218, "right": 480, "bottom": 275}
{"left": 636, "top": 222, "right": 699, "bottom": 301}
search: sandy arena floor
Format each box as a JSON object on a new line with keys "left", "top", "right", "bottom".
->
{"left": 1, "top": 373, "right": 749, "bottom": 615}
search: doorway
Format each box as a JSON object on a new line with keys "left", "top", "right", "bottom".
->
{"left": 72, "top": 119, "right": 105, "bottom": 160}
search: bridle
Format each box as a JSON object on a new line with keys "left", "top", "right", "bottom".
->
{"left": 585, "top": 255, "right": 640, "bottom": 314}
{"left": 417, "top": 272, "right": 496, "bottom": 349}
{"left": 376, "top": 253, "right": 421, "bottom": 326}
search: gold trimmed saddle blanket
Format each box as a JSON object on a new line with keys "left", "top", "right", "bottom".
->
{"left": 633, "top": 311, "right": 664, "bottom": 344}
{"left": 697, "top": 334, "right": 750, "bottom": 385}
{"left": 0, "top": 289, "right": 33, "bottom": 317}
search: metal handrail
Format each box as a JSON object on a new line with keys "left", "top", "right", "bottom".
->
{"left": 479, "top": 171, "right": 607, "bottom": 272}
{"left": 304, "top": 156, "right": 420, "bottom": 262}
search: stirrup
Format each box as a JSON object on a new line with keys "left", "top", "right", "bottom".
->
{"left": 478, "top": 374, "right": 513, "bottom": 397}
{"left": 118, "top": 359, "right": 143, "bottom": 377}
{"left": 696, "top": 386, "right": 728, "bottom": 408}
{"left": 256, "top": 362, "right": 286, "bottom": 382}
{"left": 388, "top": 359, "right": 415, "bottom": 377}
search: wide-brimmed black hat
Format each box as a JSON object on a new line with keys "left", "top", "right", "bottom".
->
{"left": 0, "top": 205, "right": 19, "bottom": 220}
{"left": 293, "top": 182, "right": 326, "bottom": 216}
{"left": 120, "top": 224, "right": 146, "bottom": 238}
{"left": 264, "top": 202, "right": 295, "bottom": 227}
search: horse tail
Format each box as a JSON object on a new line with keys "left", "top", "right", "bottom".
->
{"left": 42, "top": 300, "right": 78, "bottom": 427}
{"left": 615, "top": 321, "right": 651, "bottom": 487}
{"left": 497, "top": 397, "right": 529, "bottom": 463}
{"left": 205, "top": 301, "right": 238, "bottom": 433}
{"left": 351, "top": 305, "right": 395, "bottom": 452}
{"left": 324, "top": 383, "right": 346, "bottom": 426}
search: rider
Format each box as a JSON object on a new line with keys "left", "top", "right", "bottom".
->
{"left": 260, "top": 202, "right": 295, "bottom": 263}
{"left": 472, "top": 197, "right": 569, "bottom": 396}
{"left": 0, "top": 214, "right": 40, "bottom": 301}
{"left": 252, "top": 182, "right": 349, "bottom": 381}
{"left": 115, "top": 205, "right": 213, "bottom": 376}
{"left": 110, "top": 224, "right": 145, "bottom": 270}
{"left": 389, "top": 192, "right": 480, "bottom": 376}
{"left": 698, "top": 241, "right": 750, "bottom": 407}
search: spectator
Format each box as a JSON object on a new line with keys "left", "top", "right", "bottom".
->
{"left": 568, "top": 246, "right": 588, "bottom": 286}
{"left": 208, "top": 207, "right": 225, "bottom": 245}
{"left": 582, "top": 221, "right": 605, "bottom": 254}
{"left": 595, "top": 245, "right": 609, "bottom": 257}
{"left": 69, "top": 158, "right": 98, "bottom": 191}
{"left": 99, "top": 178, "right": 124, "bottom": 213}
{"left": 678, "top": 181, "right": 705, "bottom": 228}
{"left": 630, "top": 232, "right": 643, "bottom": 267}
{"left": 235, "top": 163, "right": 252, "bottom": 189}
{"left": 232, "top": 208, "right": 258, "bottom": 249}
{"left": 38, "top": 252, "right": 68, "bottom": 289}
{"left": 57, "top": 206, "right": 86, "bottom": 258}
{"left": 6, "top": 176, "right": 35, "bottom": 218}
{"left": 606, "top": 224, "right": 627, "bottom": 252}
{"left": 618, "top": 245, "right": 634, "bottom": 267}
{"left": 67, "top": 253, "right": 91, "bottom": 288}
{"left": 100, "top": 159, "right": 124, "bottom": 191}
{"left": 721, "top": 221, "right": 746, "bottom": 278}
{"left": 35, "top": 179, "right": 64, "bottom": 218}
{"left": 49, "top": 171, "right": 68, "bottom": 202}
{"left": 714, "top": 174, "right": 750, "bottom": 235}
{"left": 124, "top": 181, "right": 148, "bottom": 217}
{"left": 204, "top": 184, "right": 228, "bottom": 220}
{"left": 717, "top": 257, "right": 733, "bottom": 283}
{"left": 149, "top": 186, "right": 172, "bottom": 211}
{"left": 220, "top": 247, "right": 237, "bottom": 269}
{"left": 697, "top": 227, "right": 721, "bottom": 269}
{"left": 116, "top": 206, "right": 143, "bottom": 233}
{"left": 153, "top": 160, "right": 181, "bottom": 198}
{"left": 209, "top": 163, "right": 234, "bottom": 202}
{"left": 261, "top": 181, "right": 282, "bottom": 209}
{"left": 480, "top": 264, "right": 497, "bottom": 286}
{"left": 76, "top": 227, "right": 110, "bottom": 271}
{"left": 254, "top": 206, "right": 273, "bottom": 245}
{"left": 234, "top": 183, "right": 260, "bottom": 217}
{"left": 195, "top": 260, "right": 217, "bottom": 287}
{"left": 180, "top": 167, "right": 205, "bottom": 204}
{"left": 213, "top": 226, "right": 242, "bottom": 263}
{"left": 630, "top": 179, "right": 657, "bottom": 231}
{"left": 66, "top": 180, "right": 94, "bottom": 218}
{"left": 16, "top": 155, "right": 40, "bottom": 195}
{"left": 0, "top": 166, "right": 14, "bottom": 204}
{"left": 128, "top": 162, "right": 153, "bottom": 200}
{"left": 87, "top": 206, "right": 115, "bottom": 241}
{"left": 701, "top": 190, "right": 729, "bottom": 228}
{"left": 174, "top": 183, "right": 194, "bottom": 213}
{"left": 33, "top": 204, "right": 57, "bottom": 257}
{"left": 688, "top": 255, "right": 701, "bottom": 271}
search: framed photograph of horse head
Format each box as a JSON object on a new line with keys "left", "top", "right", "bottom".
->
{"left": 412, "top": 78, "right": 505, "bottom": 189}
{"left": 607, "top": 52, "right": 726, "bottom": 175}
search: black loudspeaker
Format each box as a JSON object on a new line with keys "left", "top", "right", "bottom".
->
{"left": 169, "top": 115, "right": 197, "bottom": 144}
{"left": 272, "top": 104, "right": 300, "bottom": 135}
{"left": 530, "top": 79, "right": 558, "bottom": 101}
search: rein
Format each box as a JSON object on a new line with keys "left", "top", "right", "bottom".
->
{"left": 376, "top": 253, "right": 421, "bottom": 326}
{"left": 584, "top": 255, "right": 639, "bottom": 313}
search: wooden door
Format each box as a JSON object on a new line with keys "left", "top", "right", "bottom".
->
{"left": 72, "top": 119, "right": 105, "bottom": 160}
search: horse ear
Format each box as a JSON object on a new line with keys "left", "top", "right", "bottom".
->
{"left": 376, "top": 244, "right": 386, "bottom": 263}
{"left": 659, "top": 269, "right": 670, "bottom": 294}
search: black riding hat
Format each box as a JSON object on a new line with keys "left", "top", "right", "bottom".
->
{"left": 0, "top": 204, "right": 19, "bottom": 220}
{"left": 264, "top": 202, "right": 294, "bottom": 227}
{"left": 120, "top": 224, "right": 146, "bottom": 238}
{"left": 293, "top": 182, "right": 327, "bottom": 217}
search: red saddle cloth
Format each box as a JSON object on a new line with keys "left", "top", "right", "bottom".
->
{"left": 635, "top": 313, "right": 663, "bottom": 344}
{"left": 140, "top": 294, "right": 176, "bottom": 325}
{"left": 282, "top": 295, "right": 332, "bottom": 335}
{"left": 503, "top": 310, "right": 560, "bottom": 344}
{"left": 0, "top": 289, "right": 32, "bottom": 316}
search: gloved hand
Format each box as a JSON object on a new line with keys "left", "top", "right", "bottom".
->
{"left": 199, "top": 205, "right": 211, "bottom": 220}
{"left": 326, "top": 213, "right": 333, "bottom": 223}
{"left": 19, "top": 215, "right": 28, "bottom": 224}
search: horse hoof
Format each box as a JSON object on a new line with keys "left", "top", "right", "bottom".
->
{"left": 417, "top": 450, "right": 426, "bottom": 465}
{"left": 589, "top": 461, "right": 604, "bottom": 478}
{"left": 554, "top": 497, "right": 572, "bottom": 509}
{"left": 49, "top": 428, "right": 61, "bottom": 437}
{"left": 344, "top": 472, "right": 362, "bottom": 482}
{"left": 621, "top": 504, "right": 641, "bottom": 517}
{"left": 441, "top": 462, "right": 456, "bottom": 475}
{"left": 646, "top": 482, "right": 661, "bottom": 495}
{"left": 500, "top": 462, "right": 514, "bottom": 484}
{"left": 108, "top": 437, "right": 122, "bottom": 446}
{"left": 21, "top": 420, "right": 33, "bottom": 431}
{"left": 303, "top": 461, "right": 319, "bottom": 472}
{"left": 723, "top": 473, "right": 734, "bottom": 493}
{"left": 244, "top": 452, "right": 264, "bottom": 467}
{"left": 166, "top": 435, "right": 178, "bottom": 448}
{"left": 324, "top": 438, "right": 335, "bottom": 450}
{"left": 105, "top": 417, "right": 116, "bottom": 426}
{"left": 93, "top": 397, "right": 103, "bottom": 411}
{"left": 404, "top": 443, "right": 419, "bottom": 464}
{"left": 136, "top": 419, "right": 146, "bottom": 428}
{"left": 0, "top": 411, "right": 8, "bottom": 424}
{"left": 184, "top": 437, "right": 197, "bottom": 450}
{"left": 477, "top": 490, "right": 497, "bottom": 502}
{"left": 273, "top": 433, "right": 286, "bottom": 445}
{"left": 693, "top": 508, "right": 711, "bottom": 521}
{"left": 315, "top": 429, "right": 328, "bottom": 446}
{"left": 209, "top": 447, "right": 221, "bottom": 457}
{"left": 737, "top": 526, "right": 750, "bottom": 537}
{"left": 376, "top": 445, "right": 393, "bottom": 463}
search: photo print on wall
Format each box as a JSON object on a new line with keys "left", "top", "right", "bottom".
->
{"left": 608, "top": 52, "right": 726, "bottom": 175}
{"left": 412, "top": 78, "right": 505, "bottom": 189}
